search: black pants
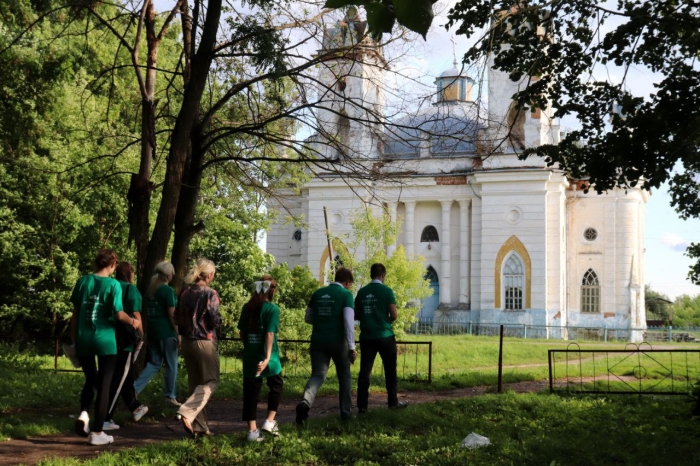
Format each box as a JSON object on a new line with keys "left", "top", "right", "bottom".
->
{"left": 242, "top": 374, "right": 284, "bottom": 422}
{"left": 78, "top": 354, "right": 117, "bottom": 432}
{"left": 108, "top": 348, "right": 140, "bottom": 419}
{"left": 357, "top": 336, "right": 398, "bottom": 410}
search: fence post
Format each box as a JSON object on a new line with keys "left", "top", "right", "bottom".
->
{"left": 669, "top": 325, "right": 673, "bottom": 342}
{"left": 498, "top": 325, "right": 504, "bottom": 393}
{"left": 468, "top": 322, "right": 472, "bottom": 335}
{"left": 604, "top": 327, "right": 607, "bottom": 342}
{"left": 523, "top": 324, "right": 527, "bottom": 339}
{"left": 428, "top": 341, "right": 433, "bottom": 384}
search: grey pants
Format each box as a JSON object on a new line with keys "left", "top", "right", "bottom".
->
{"left": 301, "top": 340, "right": 352, "bottom": 417}
{"left": 177, "top": 339, "right": 219, "bottom": 433}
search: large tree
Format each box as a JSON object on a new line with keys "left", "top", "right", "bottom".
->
{"left": 48, "top": 0, "right": 421, "bottom": 292}
{"left": 334, "top": 0, "right": 700, "bottom": 281}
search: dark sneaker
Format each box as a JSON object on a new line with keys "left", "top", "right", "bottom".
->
{"left": 358, "top": 408, "right": 368, "bottom": 414}
{"left": 389, "top": 401, "right": 409, "bottom": 409}
{"left": 341, "top": 413, "right": 356, "bottom": 421}
{"left": 296, "top": 402, "right": 310, "bottom": 425}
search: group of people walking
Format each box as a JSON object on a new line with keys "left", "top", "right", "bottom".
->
{"left": 70, "top": 248, "right": 405, "bottom": 446}
{"left": 70, "top": 250, "right": 222, "bottom": 445}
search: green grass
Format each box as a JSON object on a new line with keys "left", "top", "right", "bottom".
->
{"left": 2, "top": 336, "right": 699, "bottom": 442}
{"left": 37, "top": 393, "right": 700, "bottom": 466}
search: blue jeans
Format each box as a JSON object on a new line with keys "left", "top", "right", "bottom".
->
{"left": 134, "top": 337, "right": 178, "bottom": 399}
{"left": 301, "top": 340, "right": 352, "bottom": 417}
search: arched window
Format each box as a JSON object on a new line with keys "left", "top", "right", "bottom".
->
{"left": 421, "top": 225, "right": 439, "bottom": 242}
{"left": 581, "top": 269, "right": 600, "bottom": 313}
{"left": 503, "top": 254, "right": 524, "bottom": 310}
{"left": 425, "top": 266, "right": 439, "bottom": 283}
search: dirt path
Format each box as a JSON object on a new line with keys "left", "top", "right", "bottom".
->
{"left": 0, "top": 380, "right": 550, "bottom": 466}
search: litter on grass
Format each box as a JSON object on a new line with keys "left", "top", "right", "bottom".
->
{"left": 461, "top": 432, "right": 490, "bottom": 449}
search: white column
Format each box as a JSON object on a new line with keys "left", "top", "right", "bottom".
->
{"left": 440, "top": 200, "right": 452, "bottom": 304}
{"left": 386, "top": 201, "right": 398, "bottom": 256}
{"left": 459, "top": 199, "right": 470, "bottom": 305}
{"left": 404, "top": 201, "right": 416, "bottom": 257}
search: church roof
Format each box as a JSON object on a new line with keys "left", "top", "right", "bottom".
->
{"left": 438, "top": 65, "right": 462, "bottom": 79}
{"left": 383, "top": 101, "right": 483, "bottom": 157}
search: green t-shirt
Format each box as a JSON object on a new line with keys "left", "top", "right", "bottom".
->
{"left": 70, "top": 274, "right": 124, "bottom": 356}
{"left": 119, "top": 281, "right": 143, "bottom": 351}
{"left": 146, "top": 284, "right": 177, "bottom": 342}
{"left": 308, "top": 284, "right": 354, "bottom": 344}
{"left": 356, "top": 282, "right": 397, "bottom": 340}
{"left": 237, "top": 302, "right": 281, "bottom": 378}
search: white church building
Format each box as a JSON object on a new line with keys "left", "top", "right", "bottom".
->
{"left": 267, "top": 12, "right": 648, "bottom": 341}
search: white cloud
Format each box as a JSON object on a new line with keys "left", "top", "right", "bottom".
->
{"left": 661, "top": 233, "right": 690, "bottom": 252}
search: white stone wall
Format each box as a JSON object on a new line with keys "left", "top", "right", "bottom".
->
{"left": 566, "top": 187, "right": 647, "bottom": 336}
{"left": 315, "top": 51, "right": 385, "bottom": 160}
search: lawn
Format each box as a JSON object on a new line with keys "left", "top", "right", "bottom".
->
{"left": 36, "top": 393, "right": 700, "bottom": 466}
{"left": 0, "top": 335, "right": 700, "bottom": 465}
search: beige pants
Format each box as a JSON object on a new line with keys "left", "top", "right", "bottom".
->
{"left": 177, "top": 339, "right": 219, "bottom": 433}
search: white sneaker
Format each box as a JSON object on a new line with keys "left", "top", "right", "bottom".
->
{"left": 261, "top": 420, "right": 279, "bottom": 437}
{"left": 75, "top": 411, "right": 89, "bottom": 437}
{"left": 246, "top": 429, "right": 264, "bottom": 442}
{"left": 132, "top": 405, "right": 148, "bottom": 422}
{"left": 88, "top": 432, "right": 114, "bottom": 446}
{"left": 102, "top": 420, "right": 120, "bottom": 431}
{"left": 167, "top": 398, "right": 182, "bottom": 407}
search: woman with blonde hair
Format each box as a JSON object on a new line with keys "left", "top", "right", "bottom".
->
{"left": 133, "top": 261, "right": 180, "bottom": 405}
{"left": 176, "top": 258, "right": 221, "bottom": 438}
{"left": 238, "top": 275, "right": 283, "bottom": 442}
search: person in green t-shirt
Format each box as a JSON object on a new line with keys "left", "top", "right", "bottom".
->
{"left": 133, "top": 262, "right": 180, "bottom": 405}
{"left": 237, "top": 275, "right": 283, "bottom": 442}
{"left": 70, "top": 249, "right": 142, "bottom": 446}
{"left": 355, "top": 263, "right": 408, "bottom": 413}
{"left": 106, "top": 261, "right": 149, "bottom": 429}
{"left": 296, "top": 267, "right": 356, "bottom": 425}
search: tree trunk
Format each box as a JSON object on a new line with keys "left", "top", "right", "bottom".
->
{"left": 140, "top": 0, "right": 222, "bottom": 291}
{"left": 129, "top": 1, "right": 158, "bottom": 283}
{"left": 170, "top": 125, "right": 206, "bottom": 292}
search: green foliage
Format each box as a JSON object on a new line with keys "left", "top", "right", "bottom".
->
{"left": 269, "top": 263, "right": 318, "bottom": 311}
{"left": 324, "top": 1, "right": 436, "bottom": 40}
{"left": 335, "top": 207, "right": 432, "bottom": 337}
{"left": 645, "top": 285, "right": 672, "bottom": 322}
{"left": 670, "top": 294, "right": 700, "bottom": 328}
{"left": 0, "top": 2, "right": 141, "bottom": 338}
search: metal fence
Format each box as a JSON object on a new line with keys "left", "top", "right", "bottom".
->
{"left": 548, "top": 343, "right": 700, "bottom": 395}
{"left": 408, "top": 319, "right": 700, "bottom": 343}
{"left": 42, "top": 337, "right": 433, "bottom": 383}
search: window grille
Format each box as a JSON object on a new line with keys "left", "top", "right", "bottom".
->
{"left": 581, "top": 269, "right": 600, "bottom": 313}
{"left": 584, "top": 228, "right": 598, "bottom": 241}
{"left": 421, "top": 226, "right": 439, "bottom": 242}
{"left": 503, "top": 254, "right": 524, "bottom": 310}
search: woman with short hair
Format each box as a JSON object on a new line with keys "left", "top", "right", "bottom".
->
{"left": 71, "top": 249, "right": 142, "bottom": 445}
{"left": 176, "top": 258, "right": 221, "bottom": 438}
{"left": 133, "top": 261, "right": 180, "bottom": 405}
